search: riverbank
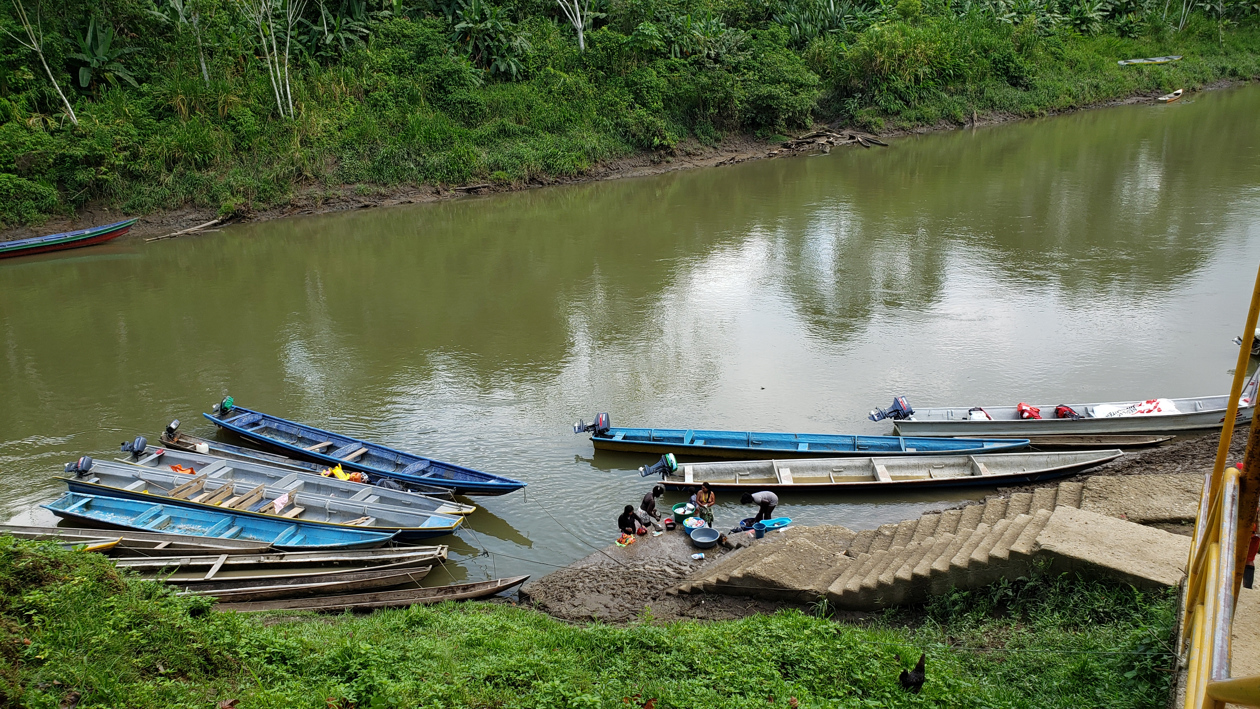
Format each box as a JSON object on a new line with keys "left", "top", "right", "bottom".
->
{"left": 0, "top": 535, "right": 1175, "bottom": 708}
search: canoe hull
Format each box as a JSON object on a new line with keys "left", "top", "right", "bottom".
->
{"left": 204, "top": 404, "right": 525, "bottom": 495}
{"left": 0, "top": 525, "right": 272, "bottom": 554}
{"left": 893, "top": 408, "right": 1252, "bottom": 437}
{"left": 0, "top": 219, "right": 137, "bottom": 260}
{"left": 180, "top": 566, "right": 433, "bottom": 602}
{"left": 214, "top": 575, "right": 530, "bottom": 613}
{"left": 658, "top": 450, "right": 1123, "bottom": 492}
{"left": 590, "top": 427, "right": 1028, "bottom": 460}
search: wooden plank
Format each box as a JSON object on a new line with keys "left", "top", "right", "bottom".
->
{"left": 201, "top": 485, "right": 234, "bottom": 506}
{"left": 344, "top": 516, "right": 375, "bottom": 526}
{"left": 779, "top": 467, "right": 794, "bottom": 485}
{"left": 203, "top": 554, "right": 229, "bottom": 581}
{"left": 684, "top": 466, "right": 694, "bottom": 484}
{"left": 341, "top": 447, "right": 369, "bottom": 462}
{"left": 303, "top": 441, "right": 333, "bottom": 451}
{"left": 281, "top": 506, "right": 305, "bottom": 519}
{"left": 226, "top": 484, "right": 267, "bottom": 510}
{"left": 169, "top": 474, "right": 208, "bottom": 500}
{"left": 873, "top": 463, "right": 892, "bottom": 483}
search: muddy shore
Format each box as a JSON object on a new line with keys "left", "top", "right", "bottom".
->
{"left": 3, "top": 83, "right": 1242, "bottom": 245}
{"left": 522, "top": 429, "right": 1243, "bottom": 624}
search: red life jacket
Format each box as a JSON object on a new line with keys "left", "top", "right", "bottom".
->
{"left": 1016, "top": 403, "right": 1042, "bottom": 420}
{"left": 1055, "top": 405, "right": 1082, "bottom": 419}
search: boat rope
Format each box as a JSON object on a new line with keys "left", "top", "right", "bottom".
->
{"left": 527, "top": 496, "right": 628, "bottom": 567}
{"left": 459, "top": 524, "right": 497, "bottom": 579}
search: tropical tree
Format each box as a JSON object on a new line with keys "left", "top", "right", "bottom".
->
{"left": 4, "top": 0, "right": 78, "bottom": 124}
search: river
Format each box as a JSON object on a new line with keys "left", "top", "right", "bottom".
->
{"left": 2, "top": 85, "right": 1259, "bottom": 584}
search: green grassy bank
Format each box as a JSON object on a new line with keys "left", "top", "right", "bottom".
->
{"left": 1, "top": 537, "right": 1176, "bottom": 708}
{"left": 0, "top": 0, "right": 1257, "bottom": 227}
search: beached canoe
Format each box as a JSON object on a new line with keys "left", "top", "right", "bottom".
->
{"left": 203, "top": 399, "right": 526, "bottom": 495}
{"left": 180, "top": 565, "right": 433, "bottom": 602}
{"left": 989, "top": 434, "right": 1172, "bottom": 450}
{"left": 42, "top": 492, "right": 397, "bottom": 550}
{"left": 118, "top": 439, "right": 474, "bottom": 516}
{"left": 214, "top": 575, "right": 530, "bottom": 613}
{"left": 0, "top": 524, "right": 273, "bottom": 555}
{"left": 154, "top": 421, "right": 456, "bottom": 499}
{"left": 114, "top": 546, "right": 446, "bottom": 575}
{"left": 1118, "top": 55, "right": 1182, "bottom": 65}
{"left": 62, "top": 459, "right": 465, "bottom": 541}
{"left": 1158, "top": 89, "right": 1183, "bottom": 103}
{"left": 0, "top": 218, "right": 137, "bottom": 260}
{"left": 573, "top": 415, "right": 1029, "bottom": 459}
{"left": 880, "top": 379, "right": 1258, "bottom": 437}
{"left": 652, "top": 450, "right": 1123, "bottom": 491}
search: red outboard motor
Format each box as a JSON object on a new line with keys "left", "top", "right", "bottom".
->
{"left": 573, "top": 413, "right": 612, "bottom": 436}
{"left": 869, "top": 397, "right": 914, "bottom": 422}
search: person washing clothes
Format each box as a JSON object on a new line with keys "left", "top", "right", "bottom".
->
{"left": 639, "top": 485, "right": 665, "bottom": 530}
{"left": 741, "top": 490, "right": 778, "bottom": 523}
{"left": 618, "top": 505, "right": 646, "bottom": 536}
{"left": 690, "top": 482, "right": 716, "bottom": 527}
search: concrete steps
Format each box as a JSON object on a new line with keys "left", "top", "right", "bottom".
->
{"left": 671, "top": 478, "right": 1100, "bottom": 608}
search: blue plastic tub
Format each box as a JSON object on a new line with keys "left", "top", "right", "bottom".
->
{"left": 690, "top": 527, "right": 721, "bottom": 549}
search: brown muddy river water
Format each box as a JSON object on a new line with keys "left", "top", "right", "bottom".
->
{"left": 2, "top": 86, "right": 1259, "bottom": 584}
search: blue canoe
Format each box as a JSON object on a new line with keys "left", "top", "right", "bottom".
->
{"left": 43, "top": 492, "right": 397, "bottom": 550}
{"left": 0, "top": 218, "right": 137, "bottom": 260}
{"left": 203, "top": 399, "right": 526, "bottom": 496}
{"left": 577, "top": 419, "right": 1030, "bottom": 459}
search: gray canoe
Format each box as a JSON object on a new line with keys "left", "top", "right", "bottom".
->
{"left": 177, "top": 565, "right": 434, "bottom": 602}
{"left": 890, "top": 385, "right": 1257, "bottom": 437}
{"left": 64, "top": 459, "right": 464, "bottom": 541}
{"left": 114, "top": 546, "right": 448, "bottom": 574}
{"left": 120, "top": 445, "right": 474, "bottom": 516}
{"left": 0, "top": 524, "right": 273, "bottom": 555}
{"left": 214, "top": 575, "right": 530, "bottom": 613}
{"left": 657, "top": 450, "right": 1123, "bottom": 492}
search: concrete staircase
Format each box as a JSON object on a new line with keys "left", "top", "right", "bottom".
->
{"left": 672, "top": 481, "right": 1088, "bottom": 609}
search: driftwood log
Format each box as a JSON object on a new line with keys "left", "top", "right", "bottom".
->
{"left": 780, "top": 129, "right": 888, "bottom": 152}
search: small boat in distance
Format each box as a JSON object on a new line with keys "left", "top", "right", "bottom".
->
{"left": 1118, "top": 55, "right": 1182, "bottom": 65}
{"left": 43, "top": 492, "right": 397, "bottom": 550}
{"left": 1158, "top": 89, "right": 1183, "bottom": 103}
{"left": 650, "top": 450, "right": 1123, "bottom": 491}
{"left": 0, "top": 218, "right": 137, "bottom": 260}
{"left": 214, "top": 575, "right": 531, "bottom": 613}
{"left": 204, "top": 398, "right": 526, "bottom": 496}
{"left": 573, "top": 413, "right": 1029, "bottom": 459}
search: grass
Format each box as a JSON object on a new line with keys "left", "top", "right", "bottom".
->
{"left": 1, "top": 537, "right": 1176, "bottom": 709}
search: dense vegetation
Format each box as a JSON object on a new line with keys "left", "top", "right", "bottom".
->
{"left": 1, "top": 537, "right": 1176, "bottom": 708}
{"left": 0, "top": 0, "right": 1257, "bottom": 226}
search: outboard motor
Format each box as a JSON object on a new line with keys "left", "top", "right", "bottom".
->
{"left": 119, "top": 436, "right": 148, "bottom": 457}
{"left": 212, "top": 396, "right": 235, "bottom": 415}
{"left": 639, "top": 453, "right": 678, "bottom": 478}
{"left": 573, "top": 413, "right": 612, "bottom": 436}
{"left": 163, "top": 419, "right": 181, "bottom": 441}
{"left": 868, "top": 396, "right": 914, "bottom": 422}
{"left": 64, "top": 456, "right": 94, "bottom": 476}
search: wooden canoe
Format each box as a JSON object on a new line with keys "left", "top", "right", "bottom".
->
{"left": 0, "top": 218, "right": 137, "bottom": 260}
{"left": 214, "top": 575, "right": 530, "bottom": 613}
{"left": 204, "top": 399, "right": 526, "bottom": 495}
{"left": 119, "top": 443, "right": 473, "bottom": 515}
{"left": 178, "top": 565, "right": 433, "bottom": 602}
{"left": 0, "top": 525, "right": 273, "bottom": 555}
{"left": 138, "top": 555, "right": 444, "bottom": 586}
{"left": 655, "top": 450, "right": 1123, "bottom": 491}
{"left": 115, "top": 545, "right": 446, "bottom": 573}
{"left": 887, "top": 377, "right": 1258, "bottom": 437}
{"left": 42, "top": 492, "right": 397, "bottom": 550}
{"left": 1158, "top": 89, "right": 1183, "bottom": 103}
{"left": 154, "top": 422, "right": 457, "bottom": 500}
{"left": 64, "top": 460, "right": 464, "bottom": 541}
{"left": 1118, "top": 55, "right": 1182, "bottom": 65}
{"left": 579, "top": 421, "right": 1028, "bottom": 460}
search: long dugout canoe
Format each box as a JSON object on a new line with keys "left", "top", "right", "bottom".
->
{"left": 179, "top": 566, "right": 434, "bottom": 602}
{"left": 0, "top": 524, "right": 273, "bottom": 555}
{"left": 204, "top": 398, "right": 526, "bottom": 495}
{"left": 577, "top": 419, "right": 1029, "bottom": 459}
{"left": 654, "top": 450, "right": 1123, "bottom": 492}
{"left": 63, "top": 459, "right": 464, "bottom": 541}
{"left": 114, "top": 546, "right": 447, "bottom": 574}
{"left": 117, "top": 443, "right": 475, "bottom": 516}
{"left": 888, "top": 386, "right": 1257, "bottom": 437}
{"left": 214, "top": 575, "right": 530, "bottom": 613}
{"left": 154, "top": 421, "right": 457, "bottom": 499}
{"left": 0, "top": 218, "right": 137, "bottom": 260}
{"left": 43, "top": 492, "right": 397, "bottom": 550}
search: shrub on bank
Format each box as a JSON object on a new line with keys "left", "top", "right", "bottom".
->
{"left": 0, "top": 537, "right": 1175, "bottom": 708}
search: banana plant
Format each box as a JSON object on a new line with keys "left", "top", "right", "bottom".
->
{"left": 69, "top": 17, "right": 139, "bottom": 90}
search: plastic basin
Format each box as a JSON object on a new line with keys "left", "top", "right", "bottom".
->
{"left": 690, "top": 527, "right": 720, "bottom": 548}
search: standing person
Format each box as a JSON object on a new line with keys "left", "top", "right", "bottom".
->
{"left": 690, "top": 482, "right": 716, "bottom": 527}
{"left": 639, "top": 485, "right": 665, "bottom": 530}
{"left": 740, "top": 490, "right": 778, "bottom": 523}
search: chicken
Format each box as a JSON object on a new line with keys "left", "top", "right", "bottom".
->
{"left": 899, "top": 653, "right": 926, "bottom": 694}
